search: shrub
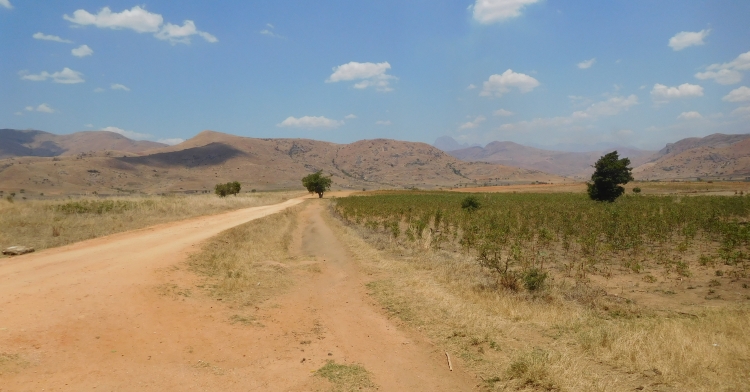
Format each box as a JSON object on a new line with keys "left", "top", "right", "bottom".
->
{"left": 461, "top": 195, "right": 481, "bottom": 212}
{"left": 633, "top": 187, "right": 641, "bottom": 194}
{"left": 523, "top": 268, "right": 548, "bottom": 291}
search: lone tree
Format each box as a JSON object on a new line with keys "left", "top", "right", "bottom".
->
{"left": 215, "top": 181, "right": 241, "bottom": 197}
{"left": 302, "top": 170, "right": 332, "bottom": 198}
{"left": 587, "top": 151, "right": 634, "bottom": 202}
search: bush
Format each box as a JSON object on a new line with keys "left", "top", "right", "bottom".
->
{"left": 523, "top": 268, "right": 548, "bottom": 291}
{"left": 633, "top": 187, "right": 641, "bottom": 194}
{"left": 461, "top": 195, "right": 481, "bottom": 212}
{"left": 215, "top": 181, "right": 241, "bottom": 197}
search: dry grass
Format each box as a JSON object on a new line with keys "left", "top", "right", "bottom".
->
{"left": 0, "top": 191, "right": 303, "bottom": 256}
{"left": 324, "top": 203, "right": 750, "bottom": 391}
{"left": 187, "top": 203, "right": 303, "bottom": 307}
{"left": 315, "top": 360, "right": 377, "bottom": 392}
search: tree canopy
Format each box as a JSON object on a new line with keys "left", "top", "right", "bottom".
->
{"left": 215, "top": 181, "right": 241, "bottom": 197}
{"left": 302, "top": 170, "right": 332, "bottom": 198}
{"left": 587, "top": 151, "right": 634, "bottom": 202}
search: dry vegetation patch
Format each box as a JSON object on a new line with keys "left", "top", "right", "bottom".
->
{"left": 327, "top": 193, "right": 750, "bottom": 391}
{"left": 0, "top": 191, "right": 302, "bottom": 256}
{"left": 315, "top": 360, "right": 377, "bottom": 392}
{"left": 187, "top": 203, "right": 304, "bottom": 308}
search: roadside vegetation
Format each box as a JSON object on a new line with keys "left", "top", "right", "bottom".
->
{"left": 187, "top": 203, "right": 304, "bottom": 309}
{"left": 329, "top": 191, "right": 750, "bottom": 391}
{"left": 0, "top": 191, "right": 303, "bottom": 255}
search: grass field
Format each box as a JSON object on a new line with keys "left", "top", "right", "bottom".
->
{"left": 0, "top": 191, "right": 303, "bottom": 256}
{"left": 330, "top": 191, "right": 750, "bottom": 391}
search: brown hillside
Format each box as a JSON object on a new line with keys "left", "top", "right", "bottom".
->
{"left": 0, "top": 131, "right": 566, "bottom": 196}
{"left": 447, "top": 140, "right": 655, "bottom": 179}
{"left": 0, "top": 129, "right": 166, "bottom": 159}
{"left": 634, "top": 136, "right": 750, "bottom": 181}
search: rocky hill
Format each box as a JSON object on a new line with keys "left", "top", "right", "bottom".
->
{"left": 0, "top": 129, "right": 166, "bottom": 159}
{"left": 0, "top": 130, "right": 566, "bottom": 196}
{"left": 633, "top": 133, "right": 750, "bottom": 181}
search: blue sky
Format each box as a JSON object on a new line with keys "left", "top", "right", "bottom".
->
{"left": 2, "top": 0, "right": 750, "bottom": 151}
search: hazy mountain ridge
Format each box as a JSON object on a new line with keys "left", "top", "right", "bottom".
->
{"left": 0, "top": 129, "right": 167, "bottom": 159}
{"left": 0, "top": 130, "right": 566, "bottom": 195}
{"left": 436, "top": 136, "right": 655, "bottom": 179}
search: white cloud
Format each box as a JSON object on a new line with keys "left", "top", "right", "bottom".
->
{"left": 23, "top": 105, "right": 62, "bottom": 115}
{"left": 731, "top": 106, "right": 750, "bottom": 117}
{"left": 480, "top": 69, "right": 540, "bottom": 97}
{"left": 695, "top": 69, "right": 743, "bottom": 85}
{"left": 111, "top": 83, "right": 130, "bottom": 91}
{"left": 677, "top": 111, "right": 703, "bottom": 120}
{"left": 327, "top": 61, "right": 396, "bottom": 92}
{"left": 696, "top": 50, "right": 750, "bottom": 85}
{"left": 15, "top": 112, "right": 23, "bottom": 116}
{"left": 64, "top": 6, "right": 163, "bottom": 33}
{"left": 651, "top": 83, "right": 704, "bottom": 102}
{"left": 157, "top": 138, "right": 184, "bottom": 145}
{"left": 155, "top": 20, "right": 217, "bottom": 44}
{"left": 572, "top": 95, "right": 639, "bottom": 118}
{"left": 260, "top": 24, "right": 282, "bottom": 38}
{"left": 64, "top": 6, "right": 216, "bottom": 44}
{"left": 472, "top": 0, "right": 541, "bottom": 24}
{"left": 459, "top": 116, "right": 486, "bottom": 130}
{"left": 375, "top": 120, "right": 392, "bottom": 126}
{"left": 33, "top": 32, "right": 72, "bottom": 43}
{"left": 722, "top": 86, "right": 750, "bottom": 102}
{"left": 344, "top": 114, "right": 357, "bottom": 119}
{"left": 577, "top": 58, "right": 596, "bottom": 69}
{"left": 493, "top": 109, "right": 514, "bottom": 116}
{"left": 668, "top": 29, "right": 710, "bottom": 51}
{"left": 85, "top": 124, "right": 94, "bottom": 128}
{"left": 101, "top": 126, "right": 152, "bottom": 140}
{"left": 35, "top": 103, "right": 55, "bottom": 113}
{"left": 0, "top": 0, "right": 12, "bottom": 9}
{"left": 277, "top": 116, "right": 343, "bottom": 129}
{"left": 71, "top": 44, "right": 93, "bottom": 57}
{"left": 93, "top": 87, "right": 105, "bottom": 93}
{"left": 20, "top": 67, "right": 85, "bottom": 84}
{"left": 466, "top": 84, "right": 477, "bottom": 90}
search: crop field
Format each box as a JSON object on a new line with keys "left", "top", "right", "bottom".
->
{"left": 331, "top": 191, "right": 750, "bottom": 390}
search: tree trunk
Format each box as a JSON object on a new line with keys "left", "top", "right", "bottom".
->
{"left": 318, "top": 192, "right": 323, "bottom": 198}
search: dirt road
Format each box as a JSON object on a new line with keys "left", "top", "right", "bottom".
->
{"left": 0, "top": 199, "right": 473, "bottom": 391}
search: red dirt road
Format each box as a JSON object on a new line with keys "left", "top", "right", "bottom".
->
{"left": 0, "top": 198, "right": 474, "bottom": 391}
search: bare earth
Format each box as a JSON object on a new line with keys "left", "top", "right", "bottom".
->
{"left": 0, "top": 198, "right": 473, "bottom": 391}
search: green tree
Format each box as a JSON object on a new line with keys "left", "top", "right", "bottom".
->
{"left": 587, "top": 151, "right": 634, "bottom": 202}
{"left": 214, "top": 183, "right": 229, "bottom": 197}
{"left": 302, "top": 170, "right": 332, "bottom": 198}
{"left": 229, "top": 181, "right": 241, "bottom": 196}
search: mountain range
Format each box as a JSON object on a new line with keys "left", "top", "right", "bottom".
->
{"left": 0, "top": 130, "right": 565, "bottom": 196}
{"left": 435, "top": 134, "right": 750, "bottom": 181}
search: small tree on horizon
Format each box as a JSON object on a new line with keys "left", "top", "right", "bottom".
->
{"left": 587, "top": 151, "right": 634, "bottom": 202}
{"left": 302, "top": 170, "right": 332, "bottom": 198}
{"left": 215, "top": 181, "right": 241, "bottom": 197}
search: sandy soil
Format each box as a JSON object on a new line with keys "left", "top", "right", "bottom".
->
{"left": 0, "top": 197, "right": 473, "bottom": 391}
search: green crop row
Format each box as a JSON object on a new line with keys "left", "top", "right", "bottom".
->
{"left": 333, "top": 192, "right": 750, "bottom": 282}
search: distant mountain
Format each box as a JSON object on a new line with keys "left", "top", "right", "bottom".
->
{"left": 0, "top": 129, "right": 166, "bottom": 159}
{"left": 445, "top": 139, "right": 655, "bottom": 179}
{"left": 0, "top": 130, "right": 567, "bottom": 195}
{"left": 432, "top": 136, "right": 480, "bottom": 152}
{"left": 633, "top": 133, "right": 750, "bottom": 180}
